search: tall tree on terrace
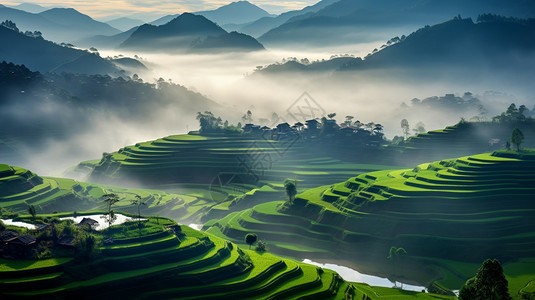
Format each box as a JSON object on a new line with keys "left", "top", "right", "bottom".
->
{"left": 401, "top": 119, "right": 410, "bottom": 139}
{"left": 245, "top": 233, "right": 257, "bottom": 249}
{"left": 284, "top": 179, "right": 297, "bottom": 205}
{"left": 102, "top": 193, "right": 120, "bottom": 228}
{"left": 511, "top": 128, "right": 524, "bottom": 151}
{"left": 459, "top": 259, "right": 511, "bottom": 300}
{"left": 28, "top": 204, "right": 36, "bottom": 221}
{"left": 131, "top": 194, "right": 146, "bottom": 219}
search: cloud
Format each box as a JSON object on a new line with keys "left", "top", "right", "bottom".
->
{"left": 4, "top": 0, "right": 319, "bottom": 19}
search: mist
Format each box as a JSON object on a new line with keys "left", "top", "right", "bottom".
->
{"left": 3, "top": 36, "right": 534, "bottom": 177}
{"left": 107, "top": 44, "right": 535, "bottom": 137}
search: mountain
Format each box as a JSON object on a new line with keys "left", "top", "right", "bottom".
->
{"left": 259, "top": 0, "right": 535, "bottom": 46}
{"left": 360, "top": 17, "right": 535, "bottom": 69}
{"left": 105, "top": 17, "right": 145, "bottom": 31}
{"left": 149, "top": 14, "right": 180, "bottom": 26}
{"left": 120, "top": 13, "right": 264, "bottom": 53}
{"left": 0, "top": 6, "right": 120, "bottom": 42}
{"left": 259, "top": 17, "right": 535, "bottom": 75}
{"left": 75, "top": 26, "right": 139, "bottom": 49}
{"left": 38, "top": 8, "right": 120, "bottom": 35}
{"left": 238, "top": 0, "right": 339, "bottom": 37}
{"left": 0, "top": 25, "right": 120, "bottom": 75}
{"left": 10, "top": 2, "right": 47, "bottom": 13}
{"left": 192, "top": 31, "right": 264, "bottom": 52}
{"left": 196, "top": 1, "right": 274, "bottom": 28}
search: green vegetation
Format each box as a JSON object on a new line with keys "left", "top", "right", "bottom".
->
{"left": 459, "top": 259, "right": 511, "bottom": 300}
{"left": 0, "top": 164, "right": 204, "bottom": 222}
{"left": 205, "top": 150, "right": 535, "bottom": 294}
{"left": 389, "top": 120, "right": 535, "bottom": 165}
{"left": 2, "top": 214, "right": 445, "bottom": 299}
{"left": 245, "top": 232, "right": 258, "bottom": 249}
{"left": 511, "top": 128, "right": 524, "bottom": 151}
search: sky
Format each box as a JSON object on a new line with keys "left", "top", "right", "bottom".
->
{"left": 3, "top": 1, "right": 319, "bottom": 21}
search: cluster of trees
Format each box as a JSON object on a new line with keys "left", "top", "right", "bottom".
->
{"left": 493, "top": 103, "right": 533, "bottom": 123}
{"left": 244, "top": 232, "right": 267, "bottom": 251}
{"left": 196, "top": 111, "right": 242, "bottom": 134}
{"left": 477, "top": 13, "right": 532, "bottom": 25}
{"left": 0, "top": 212, "right": 98, "bottom": 261}
{"left": 1, "top": 20, "right": 42, "bottom": 39}
{"left": 398, "top": 119, "right": 426, "bottom": 141}
{"left": 196, "top": 111, "right": 387, "bottom": 146}
{"left": 459, "top": 259, "right": 511, "bottom": 300}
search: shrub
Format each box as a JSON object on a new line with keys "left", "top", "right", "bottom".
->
{"left": 255, "top": 240, "right": 267, "bottom": 252}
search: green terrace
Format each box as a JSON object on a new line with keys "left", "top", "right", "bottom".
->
{"left": 387, "top": 121, "right": 535, "bottom": 164}
{"left": 203, "top": 150, "right": 535, "bottom": 295}
{"left": 0, "top": 164, "right": 208, "bottom": 223}
{"left": 0, "top": 215, "right": 454, "bottom": 299}
{"left": 80, "top": 133, "right": 399, "bottom": 189}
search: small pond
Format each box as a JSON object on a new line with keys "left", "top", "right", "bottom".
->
{"left": 188, "top": 224, "right": 203, "bottom": 231}
{"left": 61, "top": 214, "right": 143, "bottom": 230}
{"left": 303, "top": 259, "right": 427, "bottom": 292}
{"left": 1, "top": 219, "right": 38, "bottom": 229}
{"left": 2, "top": 214, "right": 142, "bottom": 231}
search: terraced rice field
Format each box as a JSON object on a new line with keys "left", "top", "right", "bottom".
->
{"left": 387, "top": 121, "right": 535, "bottom": 164}
{"left": 204, "top": 150, "right": 535, "bottom": 295}
{"left": 86, "top": 133, "right": 398, "bottom": 189}
{"left": 0, "top": 164, "right": 206, "bottom": 222}
{"left": 2, "top": 217, "right": 442, "bottom": 299}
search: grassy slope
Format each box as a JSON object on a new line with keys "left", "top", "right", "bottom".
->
{"left": 204, "top": 150, "right": 535, "bottom": 296}
{"left": 0, "top": 216, "right": 454, "bottom": 299}
{"left": 0, "top": 164, "right": 206, "bottom": 222}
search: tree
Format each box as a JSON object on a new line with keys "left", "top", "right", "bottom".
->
{"left": 131, "top": 195, "right": 146, "bottom": 234}
{"left": 1, "top": 20, "right": 19, "bottom": 32}
{"left": 413, "top": 121, "right": 426, "bottom": 134}
{"left": 27, "top": 205, "right": 36, "bottom": 221}
{"left": 459, "top": 259, "right": 511, "bottom": 300}
{"left": 511, "top": 128, "right": 524, "bottom": 151}
{"left": 242, "top": 110, "right": 253, "bottom": 123}
{"left": 327, "top": 113, "right": 336, "bottom": 120}
{"left": 196, "top": 111, "right": 221, "bottom": 133}
{"left": 102, "top": 193, "right": 120, "bottom": 228}
{"left": 245, "top": 233, "right": 257, "bottom": 249}
{"left": 255, "top": 240, "right": 267, "bottom": 252}
{"left": 344, "top": 116, "right": 354, "bottom": 127}
{"left": 284, "top": 179, "right": 297, "bottom": 205}
{"left": 401, "top": 119, "right": 410, "bottom": 139}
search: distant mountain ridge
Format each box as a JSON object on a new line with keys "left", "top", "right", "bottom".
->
{"left": 0, "top": 5, "right": 120, "bottom": 42}
{"left": 9, "top": 2, "right": 47, "bottom": 14}
{"left": 105, "top": 17, "right": 145, "bottom": 31}
{"left": 196, "top": 1, "right": 274, "bottom": 27}
{"left": 0, "top": 24, "right": 121, "bottom": 75}
{"left": 75, "top": 26, "right": 139, "bottom": 49}
{"left": 238, "top": 0, "right": 339, "bottom": 37}
{"left": 259, "top": 16, "right": 535, "bottom": 73}
{"left": 120, "top": 13, "right": 264, "bottom": 53}
{"left": 258, "top": 0, "right": 535, "bottom": 46}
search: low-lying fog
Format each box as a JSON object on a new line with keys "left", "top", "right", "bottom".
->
{"left": 5, "top": 40, "right": 535, "bottom": 177}
{"left": 109, "top": 43, "right": 534, "bottom": 135}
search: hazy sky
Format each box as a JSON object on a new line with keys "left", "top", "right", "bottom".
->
{"left": 4, "top": 1, "right": 319, "bottom": 20}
